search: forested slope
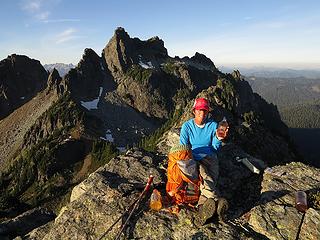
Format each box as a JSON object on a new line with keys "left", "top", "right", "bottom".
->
{"left": 246, "top": 76, "right": 320, "bottom": 166}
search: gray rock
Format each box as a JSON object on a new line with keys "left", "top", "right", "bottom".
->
{"left": 17, "top": 147, "right": 319, "bottom": 240}
{"left": 0, "top": 207, "right": 55, "bottom": 239}
{"left": 38, "top": 149, "right": 255, "bottom": 240}
{"left": 24, "top": 221, "right": 54, "bottom": 240}
{"left": 248, "top": 162, "right": 320, "bottom": 240}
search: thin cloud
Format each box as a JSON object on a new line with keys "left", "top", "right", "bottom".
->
{"left": 244, "top": 16, "right": 254, "bottom": 21}
{"left": 20, "top": 0, "right": 58, "bottom": 22}
{"left": 42, "top": 19, "right": 81, "bottom": 23}
{"left": 251, "top": 20, "right": 289, "bottom": 30}
{"left": 36, "top": 11, "right": 50, "bottom": 20}
{"left": 56, "top": 28, "right": 77, "bottom": 44}
{"left": 260, "top": 21, "right": 288, "bottom": 29}
{"left": 21, "top": 0, "right": 42, "bottom": 13}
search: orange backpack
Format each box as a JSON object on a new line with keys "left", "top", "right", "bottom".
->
{"left": 166, "top": 145, "right": 201, "bottom": 205}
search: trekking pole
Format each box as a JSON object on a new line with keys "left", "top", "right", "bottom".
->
{"left": 114, "top": 175, "right": 154, "bottom": 240}
{"left": 97, "top": 175, "right": 154, "bottom": 240}
{"left": 97, "top": 200, "right": 138, "bottom": 240}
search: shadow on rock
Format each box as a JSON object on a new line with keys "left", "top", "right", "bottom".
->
{"left": 217, "top": 144, "right": 266, "bottom": 220}
{"left": 259, "top": 189, "right": 291, "bottom": 205}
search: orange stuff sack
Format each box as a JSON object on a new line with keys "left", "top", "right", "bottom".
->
{"left": 166, "top": 145, "right": 200, "bottom": 205}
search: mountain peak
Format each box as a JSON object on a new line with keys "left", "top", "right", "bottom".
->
{"left": 79, "top": 48, "right": 101, "bottom": 66}
{"left": 114, "top": 26, "right": 130, "bottom": 38}
{"left": 46, "top": 68, "right": 64, "bottom": 95}
{"left": 0, "top": 54, "right": 48, "bottom": 119}
{"left": 191, "top": 52, "right": 215, "bottom": 68}
{"left": 103, "top": 28, "right": 168, "bottom": 76}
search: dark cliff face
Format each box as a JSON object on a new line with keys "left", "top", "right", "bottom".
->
{"left": 64, "top": 48, "right": 108, "bottom": 101}
{"left": 100, "top": 27, "right": 220, "bottom": 119}
{"left": 0, "top": 54, "right": 48, "bottom": 120}
{"left": 103, "top": 27, "right": 168, "bottom": 76}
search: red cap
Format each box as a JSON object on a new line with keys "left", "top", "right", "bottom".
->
{"left": 192, "top": 98, "right": 209, "bottom": 111}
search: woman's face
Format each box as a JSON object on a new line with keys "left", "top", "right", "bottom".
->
{"left": 193, "top": 109, "right": 208, "bottom": 125}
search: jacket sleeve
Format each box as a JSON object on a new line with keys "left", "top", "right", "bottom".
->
{"left": 212, "top": 135, "right": 222, "bottom": 150}
{"left": 212, "top": 122, "right": 222, "bottom": 150}
{"left": 179, "top": 122, "right": 190, "bottom": 145}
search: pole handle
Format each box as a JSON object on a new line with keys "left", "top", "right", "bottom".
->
{"left": 144, "top": 175, "right": 154, "bottom": 192}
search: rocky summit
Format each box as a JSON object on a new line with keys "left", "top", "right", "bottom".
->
{"left": 0, "top": 27, "right": 319, "bottom": 239}
{"left": 19, "top": 148, "right": 320, "bottom": 240}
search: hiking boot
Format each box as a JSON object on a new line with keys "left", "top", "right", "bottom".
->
{"left": 217, "top": 197, "right": 229, "bottom": 223}
{"left": 194, "top": 198, "right": 216, "bottom": 227}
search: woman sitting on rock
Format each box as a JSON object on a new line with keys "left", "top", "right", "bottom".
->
{"left": 180, "top": 97, "right": 229, "bottom": 226}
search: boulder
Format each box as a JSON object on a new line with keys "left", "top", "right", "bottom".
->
{"left": 26, "top": 147, "right": 267, "bottom": 240}
{"left": 248, "top": 162, "right": 320, "bottom": 240}
{"left": 17, "top": 144, "right": 319, "bottom": 240}
{"left": 0, "top": 207, "right": 55, "bottom": 239}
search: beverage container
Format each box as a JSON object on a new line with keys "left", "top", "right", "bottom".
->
{"left": 238, "top": 157, "right": 260, "bottom": 174}
{"left": 217, "top": 117, "right": 229, "bottom": 138}
{"left": 295, "top": 191, "right": 308, "bottom": 213}
{"left": 149, "top": 189, "right": 162, "bottom": 211}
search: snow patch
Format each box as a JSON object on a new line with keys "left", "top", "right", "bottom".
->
{"left": 105, "top": 133, "right": 114, "bottom": 142}
{"left": 100, "top": 129, "right": 114, "bottom": 142}
{"left": 80, "top": 87, "right": 103, "bottom": 110}
{"left": 117, "top": 146, "right": 126, "bottom": 153}
{"left": 139, "top": 61, "right": 154, "bottom": 69}
{"left": 138, "top": 55, "right": 154, "bottom": 69}
{"left": 100, "top": 62, "right": 105, "bottom": 71}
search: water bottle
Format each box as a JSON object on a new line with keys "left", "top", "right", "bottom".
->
{"left": 295, "top": 191, "right": 308, "bottom": 213}
{"left": 217, "top": 117, "right": 228, "bottom": 139}
{"left": 149, "top": 189, "right": 162, "bottom": 211}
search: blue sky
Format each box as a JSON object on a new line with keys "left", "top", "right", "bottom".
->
{"left": 1, "top": 0, "right": 320, "bottom": 69}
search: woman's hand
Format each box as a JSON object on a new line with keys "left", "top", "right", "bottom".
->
{"left": 216, "top": 126, "right": 229, "bottom": 140}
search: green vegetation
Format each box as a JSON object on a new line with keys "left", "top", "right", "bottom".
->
{"left": 243, "top": 111, "right": 262, "bottom": 125}
{"left": 138, "top": 108, "right": 183, "bottom": 152}
{"left": 90, "top": 140, "right": 119, "bottom": 171}
{"left": 309, "top": 190, "right": 320, "bottom": 210}
{"left": 246, "top": 76, "right": 320, "bottom": 166}
{"left": 0, "top": 90, "right": 124, "bottom": 217}
{"left": 126, "top": 64, "right": 152, "bottom": 84}
{"left": 247, "top": 76, "right": 320, "bottom": 108}
{"left": 0, "top": 93, "right": 84, "bottom": 214}
{"left": 279, "top": 100, "right": 320, "bottom": 129}
{"left": 48, "top": 94, "right": 82, "bottom": 124}
{"left": 0, "top": 130, "right": 70, "bottom": 211}
{"left": 173, "top": 88, "right": 191, "bottom": 102}
{"left": 215, "top": 76, "right": 237, "bottom": 111}
{"left": 162, "top": 61, "right": 177, "bottom": 75}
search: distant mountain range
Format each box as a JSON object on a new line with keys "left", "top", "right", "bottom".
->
{"left": 219, "top": 66, "right": 320, "bottom": 79}
{"left": 245, "top": 75, "right": 320, "bottom": 167}
{"left": 246, "top": 76, "right": 320, "bottom": 107}
{"left": 43, "top": 63, "right": 75, "bottom": 77}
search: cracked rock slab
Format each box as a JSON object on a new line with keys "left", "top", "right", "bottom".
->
{"left": 248, "top": 162, "right": 320, "bottom": 240}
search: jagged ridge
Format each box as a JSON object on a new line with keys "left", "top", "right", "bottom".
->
{"left": 0, "top": 27, "right": 312, "bottom": 239}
